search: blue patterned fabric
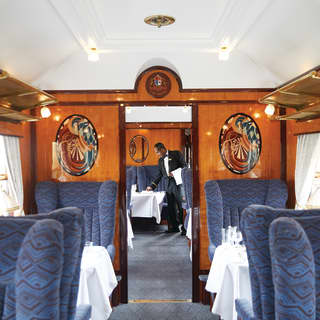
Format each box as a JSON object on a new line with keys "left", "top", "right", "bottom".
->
{"left": 181, "top": 167, "right": 192, "bottom": 230}
{"left": 238, "top": 205, "right": 320, "bottom": 320}
{"left": 204, "top": 179, "right": 288, "bottom": 261}
{"left": 126, "top": 166, "right": 137, "bottom": 210}
{"left": 137, "top": 165, "right": 167, "bottom": 192}
{"left": 269, "top": 217, "right": 316, "bottom": 320}
{"left": 15, "top": 219, "right": 64, "bottom": 320}
{"left": 35, "top": 180, "right": 118, "bottom": 260}
{"left": 0, "top": 207, "right": 90, "bottom": 320}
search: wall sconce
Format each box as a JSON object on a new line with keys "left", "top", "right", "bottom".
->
{"left": 40, "top": 106, "right": 51, "bottom": 118}
{"left": 88, "top": 47, "right": 99, "bottom": 62}
{"left": 264, "top": 104, "right": 275, "bottom": 116}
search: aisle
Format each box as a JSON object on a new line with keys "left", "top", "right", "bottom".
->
{"left": 128, "top": 220, "right": 191, "bottom": 300}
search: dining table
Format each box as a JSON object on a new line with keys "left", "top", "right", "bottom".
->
{"left": 130, "top": 190, "right": 166, "bottom": 224}
{"left": 205, "top": 243, "right": 251, "bottom": 320}
{"left": 77, "top": 245, "right": 118, "bottom": 320}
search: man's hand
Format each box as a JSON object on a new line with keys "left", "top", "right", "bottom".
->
{"left": 168, "top": 172, "right": 173, "bottom": 177}
{"left": 146, "top": 186, "right": 153, "bottom": 191}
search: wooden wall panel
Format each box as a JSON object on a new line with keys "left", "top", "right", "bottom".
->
{"left": 198, "top": 103, "right": 281, "bottom": 270}
{"left": 34, "top": 105, "right": 121, "bottom": 270}
{"left": 126, "top": 129, "right": 184, "bottom": 166}
{"left": 0, "top": 120, "right": 33, "bottom": 214}
{"left": 286, "top": 117, "right": 320, "bottom": 208}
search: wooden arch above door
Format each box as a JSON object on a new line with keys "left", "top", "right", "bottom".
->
{"left": 133, "top": 66, "right": 184, "bottom": 100}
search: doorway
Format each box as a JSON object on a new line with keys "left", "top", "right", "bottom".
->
{"left": 118, "top": 104, "right": 200, "bottom": 303}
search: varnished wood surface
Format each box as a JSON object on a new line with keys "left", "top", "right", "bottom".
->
{"left": 198, "top": 103, "right": 282, "bottom": 270}
{"left": 126, "top": 129, "right": 183, "bottom": 166}
{"left": 27, "top": 67, "right": 277, "bottom": 300}
{"left": 125, "top": 122, "right": 192, "bottom": 129}
{"left": 34, "top": 105, "right": 121, "bottom": 271}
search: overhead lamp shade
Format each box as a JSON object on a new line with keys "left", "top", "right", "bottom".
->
{"left": 265, "top": 104, "right": 275, "bottom": 116}
{"left": 40, "top": 106, "right": 51, "bottom": 118}
{"left": 88, "top": 48, "right": 99, "bottom": 62}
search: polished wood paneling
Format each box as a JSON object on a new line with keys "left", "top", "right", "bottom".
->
{"left": 34, "top": 105, "right": 121, "bottom": 270}
{"left": 126, "top": 129, "right": 184, "bottom": 166}
{"left": 198, "top": 103, "right": 281, "bottom": 270}
{"left": 286, "top": 117, "right": 320, "bottom": 208}
{"left": 31, "top": 68, "right": 275, "bottom": 301}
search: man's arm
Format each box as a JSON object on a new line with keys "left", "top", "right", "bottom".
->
{"left": 176, "top": 150, "right": 186, "bottom": 168}
{"left": 147, "top": 161, "right": 163, "bottom": 191}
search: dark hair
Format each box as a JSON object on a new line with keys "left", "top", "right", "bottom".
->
{"left": 154, "top": 142, "right": 166, "bottom": 151}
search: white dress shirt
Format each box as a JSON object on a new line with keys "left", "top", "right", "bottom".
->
{"left": 164, "top": 152, "right": 169, "bottom": 176}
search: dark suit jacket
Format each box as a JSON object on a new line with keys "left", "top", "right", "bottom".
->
{"left": 151, "top": 150, "right": 186, "bottom": 190}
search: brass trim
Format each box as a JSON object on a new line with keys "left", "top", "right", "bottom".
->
{"left": 144, "top": 15, "right": 175, "bottom": 28}
{"left": 129, "top": 299, "right": 192, "bottom": 303}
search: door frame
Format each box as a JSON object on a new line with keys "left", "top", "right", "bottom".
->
{"left": 118, "top": 103, "right": 200, "bottom": 303}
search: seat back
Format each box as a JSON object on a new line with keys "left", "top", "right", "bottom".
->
{"left": 16, "top": 219, "right": 64, "bottom": 320}
{"left": 136, "top": 165, "right": 167, "bottom": 192}
{"left": 181, "top": 167, "right": 192, "bottom": 229}
{"left": 242, "top": 205, "right": 320, "bottom": 320}
{"left": 0, "top": 212, "right": 79, "bottom": 320}
{"left": 126, "top": 166, "right": 137, "bottom": 210}
{"left": 35, "top": 181, "right": 117, "bottom": 253}
{"left": 205, "top": 179, "right": 288, "bottom": 253}
{"left": 269, "top": 217, "right": 316, "bottom": 320}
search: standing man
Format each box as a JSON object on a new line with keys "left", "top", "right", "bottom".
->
{"left": 147, "top": 142, "right": 187, "bottom": 235}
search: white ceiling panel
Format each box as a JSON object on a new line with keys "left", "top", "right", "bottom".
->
{"left": 0, "top": 0, "right": 319, "bottom": 89}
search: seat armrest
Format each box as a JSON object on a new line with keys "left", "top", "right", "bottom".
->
{"left": 107, "top": 244, "right": 115, "bottom": 261}
{"left": 235, "top": 298, "right": 255, "bottom": 320}
{"left": 75, "top": 305, "right": 91, "bottom": 320}
{"left": 208, "top": 243, "right": 216, "bottom": 262}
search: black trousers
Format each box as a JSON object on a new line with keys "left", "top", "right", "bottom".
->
{"left": 166, "top": 178, "right": 184, "bottom": 229}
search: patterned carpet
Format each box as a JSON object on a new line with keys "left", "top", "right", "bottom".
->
{"left": 108, "top": 218, "right": 218, "bottom": 319}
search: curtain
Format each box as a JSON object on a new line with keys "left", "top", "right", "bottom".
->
{"left": 1, "top": 135, "right": 24, "bottom": 215}
{"left": 295, "top": 133, "right": 320, "bottom": 209}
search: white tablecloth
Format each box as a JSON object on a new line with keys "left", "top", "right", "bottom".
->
{"left": 77, "top": 246, "right": 118, "bottom": 320}
{"left": 205, "top": 244, "right": 251, "bottom": 320}
{"left": 130, "top": 191, "right": 166, "bottom": 224}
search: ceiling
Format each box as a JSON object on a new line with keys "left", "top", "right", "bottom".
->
{"left": 1, "top": 0, "right": 320, "bottom": 90}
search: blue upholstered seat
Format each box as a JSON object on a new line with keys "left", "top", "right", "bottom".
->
{"left": 236, "top": 205, "right": 320, "bottom": 320}
{"left": 204, "top": 179, "right": 288, "bottom": 261}
{"left": 269, "top": 216, "right": 318, "bottom": 320}
{"left": 0, "top": 207, "right": 91, "bottom": 320}
{"left": 181, "top": 167, "right": 192, "bottom": 230}
{"left": 35, "top": 180, "right": 118, "bottom": 260}
{"left": 126, "top": 166, "right": 137, "bottom": 211}
{"left": 136, "top": 165, "right": 167, "bottom": 192}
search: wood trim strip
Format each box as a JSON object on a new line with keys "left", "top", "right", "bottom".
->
{"left": 125, "top": 123, "right": 192, "bottom": 129}
{"left": 119, "top": 104, "right": 128, "bottom": 303}
{"left": 191, "top": 103, "right": 200, "bottom": 303}
{"left": 280, "top": 108, "right": 287, "bottom": 182}
{"left": 51, "top": 100, "right": 262, "bottom": 106}
{"left": 294, "top": 130, "right": 320, "bottom": 136}
{"left": 30, "top": 110, "right": 37, "bottom": 214}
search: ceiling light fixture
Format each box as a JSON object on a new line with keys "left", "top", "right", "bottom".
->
{"left": 40, "top": 106, "right": 51, "bottom": 118}
{"left": 265, "top": 104, "right": 275, "bottom": 116}
{"left": 219, "top": 45, "right": 230, "bottom": 61}
{"left": 88, "top": 47, "right": 99, "bottom": 62}
{"left": 144, "top": 15, "right": 175, "bottom": 28}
